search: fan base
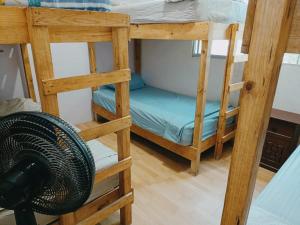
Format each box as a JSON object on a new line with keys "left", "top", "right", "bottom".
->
{"left": 15, "top": 207, "right": 37, "bottom": 225}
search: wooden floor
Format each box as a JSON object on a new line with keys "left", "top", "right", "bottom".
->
{"left": 78, "top": 122, "right": 274, "bottom": 225}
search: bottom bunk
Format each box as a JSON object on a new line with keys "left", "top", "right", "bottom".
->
{"left": 0, "top": 135, "right": 120, "bottom": 225}
{"left": 92, "top": 75, "right": 236, "bottom": 174}
{"left": 93, "top": 86, "right": 234, "bottom": 146}
{"left": 247, "top": 144, "right": 300, "bottom": 225}
{"left": 0, "top": 102, "right": 130, "bottom": 225}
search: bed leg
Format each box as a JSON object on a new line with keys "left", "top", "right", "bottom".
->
{"left": 60, "top": 213, "right": 76, "bottom": 225}
{"left": 120, "top": 204, "right": 132, "bottom": 225}
{"left": 214, "top": 142, "right": 223, "bottom": 160}
{"left": 190, "top": 151, "right": 201, "bottom": 176}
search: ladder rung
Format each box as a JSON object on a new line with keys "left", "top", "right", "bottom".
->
{"left": 229, "top": 81, "right": 244, "bottom": 92}
{"left": 225, "top": 107, "right": 240, "bottom": 119}
{"left": 222, "top": 130, "right": 236, "bottom": 143}
{"left": 234, "top": 54, "right": 248, "bottom": 63}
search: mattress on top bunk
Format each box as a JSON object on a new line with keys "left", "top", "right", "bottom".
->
{"left": 247, "top": 145, "right": 300, "bottom": 225}
{"left": 111, "top": 0, "right": 247, "bottom": 24}
{"left": 93, "top": 86, "right": 234, "bottom": 146}
{"left": 1, "top": 0, "right": 112, "bottom": 11}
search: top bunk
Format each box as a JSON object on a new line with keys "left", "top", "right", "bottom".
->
{"left": 111, "top": 0, "right": 247, "bottom": 40}
{"left": 242, "top": 0, "right": 300, "bottom": 54}
{"left": 0, "top": 5, "right": 129, "bottom": 45}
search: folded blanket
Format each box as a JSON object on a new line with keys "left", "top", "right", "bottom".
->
{"left": 1, "top": 0, "right": 112, "bottom": 11}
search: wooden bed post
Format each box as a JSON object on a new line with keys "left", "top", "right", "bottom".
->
{"left": 191, "top": 25, "right": 212, "bottom": 175}
{"left": 26, "top": 9, "right": 59, "bottom": 116}
{"left": 134, "top": 39, "right": 141, "bottom": 74}
{"left": 88, "top": 42, "right": 98, "bottom": 121}
{"left": 214, "top": 24, "right": 239, "bottom": 159}
{"left": 112, "top": 27, "right": 132, "bottom": 225}
{"left": 20, "top": 43, "right": 37, "bottom": 102}
{"left": 221, "top": 0, "right": 296, "bottom": 224}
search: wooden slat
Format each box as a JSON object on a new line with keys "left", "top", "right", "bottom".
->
{"left": 30, "top": 8, "right": 130, "bottom": 27}
{"left": 241, "top": 0, "right": 257, "bottom": 53}
{"left": 95, "top": 157, "right": 132, "bottom": 184}
{"left": 234, "top": 54, "right": 248, "bottom": 63}
{"left": 130, "top": 22, "right": 209, "bottom": 40}
{"left": 0, "top": 6, "right": 29, "bottom": 44}
{"left": 226, "top": 107, "right": 240, "bottom": 119}
{"left": 20, "top": 44, "right": 36, "bottom": 102}
{"left": 134, "top": 39, "right": 142, "bottom": 74}
{"left": 79, "top": 116, "right": 132, "bottom": 141}
{"left": 287, "top": 0, "right": 300, "bottom": 53}
{"left": 49, "top": 26, "right": 112, "bottom": 43}
{"left": 221, "top": 130, "right": 236, "bottom": 143}
{"left": 191, "top": 25, "right": 213, "bottom": 174}
{"left": 74, "top": 188, "right": 120, "bottom": 222}
{"left": 229, "top": 81, "right": 244, "bottom": 92}
{"left": 87, "top": 42, "right": 99, "bottom": 92}
{"left": 42, "top": 69, "right": 130, "bottom": 95}
{"left": 78, "top": 192, "right": 134, "bottom": 225}
{"left": 112, "top": 27, "right": 132, "bottom": 225}
{"left": 221, "top": 0, "right": 296, "bottom": 224}
{"left": 27, "top": 10, "right": 59, "bottom": 116}
{"left": 215, "top": 24, "right": 239, "bottom": 160}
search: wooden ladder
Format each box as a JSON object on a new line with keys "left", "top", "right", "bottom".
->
{"left": 26, "top": 8, "right": 133, "bottom": 225}
{"left": 214, "top": 24, "right": 248, "bottom": 160}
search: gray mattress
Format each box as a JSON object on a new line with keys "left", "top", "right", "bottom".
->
{"left": 112, "top": 0, "right": 247, "bottom": 24}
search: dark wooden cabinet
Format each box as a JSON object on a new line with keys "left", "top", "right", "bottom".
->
{"left": 260, "top": 109, "right": 300, "bottom": 172}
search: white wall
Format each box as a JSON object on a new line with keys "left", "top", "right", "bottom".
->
{"left": 141, "top": 40, "right": 300, "bottom": 113}
{"left": 274, "top": 64, "right": 300, "bottom": 114}
{"left": 0, "top": 41, "right": 134, "bottom": 124}
{"left": 142, "top": 40, "right": 243, "bottom": 103}
{"left": 1, "top": 40, "right": 299, "bottom": 124}
{"left": 0, "top": 45, "right": 27, "bottom": 101}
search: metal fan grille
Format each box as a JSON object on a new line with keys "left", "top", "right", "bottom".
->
{"left": 0, "top": 112, "right": 95, "bottom": 215}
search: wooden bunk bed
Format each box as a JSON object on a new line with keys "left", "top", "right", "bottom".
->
{"left": 91, "top": 21, "right": 247, "bottom": 175}
{"left": 220, "top": 0, "right": 300, "bottom": 224}
{"left": 0, "top": 6, "right": 133, "bottom": 225}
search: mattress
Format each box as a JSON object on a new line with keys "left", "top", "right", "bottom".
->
{"left": 93, "top": 86, "right": 234, "bottom": 146}
{"left": 0, "top": 139, "right": 119, "bottom": 225}
{"left": 0, "top": 98, "right": 41, "bottom": 117}
{"left": 1, "top": 0, "right": 112, "bottom": 11}
{"left": 247, "top": 145, "right": 300, "bottom": 225}
{"left": 111, "top": 0, "right": 247, "bottom": 24}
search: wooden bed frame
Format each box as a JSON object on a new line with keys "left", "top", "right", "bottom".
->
{"left": 220, "top": 0, "right": 300, "bottom": 224}
{"left": 91, "top": 22, "right": 247, "bottom": 175}
{"left": 0, "top": 6, "right": 133, "bottom": 225}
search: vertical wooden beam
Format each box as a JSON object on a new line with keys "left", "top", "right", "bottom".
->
{"left": 112, "top": 27, "right": 132, "bottom": 225}
{"left": 27, "top": 9, "right": 59, "bottom": 116}
{"left": 88, "top": 42, "right": 97, "bottom": 91}
{"left": 20, "top": 43, "right": 36, "bottom": 102}
{"left": 134, "top": 39, "right": 141, "bottom": 74}
{"left": 214, "top": 24, "right": 238, "bottom": 159}
{"left": 191, "top": 26, "right": 212, "bottom": 175}
{"left": 221, "top": 0, "right": 296, "bottom": 225}
{"left": 60, "top": 213, "right": 76, "bottom": 225}
{"left": 241, "top": 0, "right": 257, "bottom": 54}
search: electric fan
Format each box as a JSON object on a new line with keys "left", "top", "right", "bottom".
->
{"left": 0, "top": 112, "right": 95, "bottom": 225}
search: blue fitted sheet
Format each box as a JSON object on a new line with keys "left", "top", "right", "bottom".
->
{"left": 93, "top": 86, "right": 234, "bottom": 146}
{"left": 247, "top": 145, "right": 300, "bottom": 225}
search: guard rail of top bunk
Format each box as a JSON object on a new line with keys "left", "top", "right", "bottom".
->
{"left": 221, "top": 0, "right": 300, "bottom": 225}
{"left": 91, "top": 21, "right": 248, "bottom": 175}
{"left": 0, "top": 6, "right": 133, "bottom": 225}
